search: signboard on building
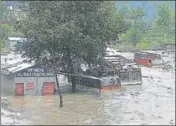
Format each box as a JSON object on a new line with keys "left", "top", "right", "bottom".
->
{"left": 16, "top": 64, "right": 54, "bottom": 77}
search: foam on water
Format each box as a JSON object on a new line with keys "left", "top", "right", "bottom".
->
{"left": 1, "top": 49, "right": 175, "bottom": 125}
{"left": 103, "top": 50, "right": 175, "bottom": 125}
{"left": 1, "top": 107, "right": 30, "bottom": 125}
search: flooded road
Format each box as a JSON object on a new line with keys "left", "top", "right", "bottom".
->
{"left": 1, "top": 51, "right": 175, "bottom": 125}
{"left": 104, "top": 69, "right": 175, "bottom": 125}
{"left": 4, "top": 94, "right": 107, "bottom": 125}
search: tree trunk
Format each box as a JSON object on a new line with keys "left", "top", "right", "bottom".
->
{"left": 117, "top": 34, "right": 119, "bottom": 41}
{"left": 55, "top": 69, "right": 63, "bottom": 107}
{"left": 71, "top": 67, "right": 76, "bottom": 93}
{"left": 67, "top": 47, "right": 76, "bottom": 92}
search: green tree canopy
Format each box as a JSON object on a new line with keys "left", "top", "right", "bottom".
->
{"left": 120, "top": 7, "right": 147, "bottom": 47}
{"left": 0, "top": 1, "right": 13, "bottom": 51}
{"left": 17, "top": 1, "right": 126, "bottom": 92}
{"left": 150, "top": 3, "right": 175, "bottom": 44}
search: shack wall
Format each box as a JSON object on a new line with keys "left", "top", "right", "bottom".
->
{"left": 15, "top": 74, "right": 70, "bottom": 96}
{"left": 15, "top": 76, "right": 56, "bottom": 96}
{"left": 57, "top": 75, "right": 72, "bottom": 93}
{"left": 101, "top": 76, "right": 120, "bottom": 87}
{"left": 76, "top": 85, "right": 100, "bottom": 94}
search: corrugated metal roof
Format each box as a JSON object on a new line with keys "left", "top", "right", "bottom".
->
{"left": 4, "top": 63, "right": 34, "bottom": 73}
{"left": 1, "top": 53, "right": 34, "bottom": 74}
{"left": 1, "top": 54, "right": 24, "bottom": 68}
{"left": 10, "top": 63, "right": 34, "bottom": 73}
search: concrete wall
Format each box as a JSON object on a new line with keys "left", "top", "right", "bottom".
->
{"left": 10, "top": 41, "right": 18, "bottom": 51}
{"left": 57, "top": 75, "right": 72, "bottom": 93}
{"left": 101, "top": 76, "right": 120, "bottom": 86}
{"left": 120, "top": 80, "right": 142, "bottom": 85}
{"left": 15, "top": 76, "right": 56, "bottom": 96}
{"left": 4, "top": 40, "right": 10, "bottom": 51}
{"left": 1, "top": 74, "right": 15, "bottom": 96}
{"left": 15, "top": 74, "right": 70, "bottom": 96}
{"left": 76, "top": 85, "right": 100, "bottom": 94}
{"left": 1, "top": 73, "right": 101, "bottom": 96}
{"left": 4, "top": 40, "right": 18, "bottom": 51}
{"left": 1, "top": 72, "right": 71, "bottom": 96}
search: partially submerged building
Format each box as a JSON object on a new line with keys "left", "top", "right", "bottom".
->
{"left": 1, "top": 63, "right": 57, "bottom": 96}
{"left": 73, "top": 75, "right": 120, "bottom": 92}
{"left": 81, "top": 53, "right": 142, "bottom": 89}
{"left": 1, "top": 48, "right": 143, "bottom": 96}
{"left": 134, "top": 51, "right": 164, "bottom": 68}
{"left": 1, "top": 55, "right": 73, "bottom": 96}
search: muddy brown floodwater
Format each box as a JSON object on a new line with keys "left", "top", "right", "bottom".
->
{"left": 6, "top": 94, "right": 110, "bottom": 125}
{"left": 1, "top": 51, "right": 175, "bottom": 125}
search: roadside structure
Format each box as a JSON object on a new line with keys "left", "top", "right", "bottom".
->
{"left": 1, "top": 63, "right": 57, "bottom": 96}
{"left": 134, "top": 51, "right": 164, "bottom": 68}
{"left": 1, "top": 47, "right": 143, "bottom": 96}
{"left": 4, "top": 37, "right": 27, "bottom": 52}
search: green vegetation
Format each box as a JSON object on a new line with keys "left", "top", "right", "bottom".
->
{"left": 0, "top": 1, "right": 12, "bottom": 51}
{"left": 2, "top": 1, "right": 174, "bottom": 107}
{"left": 16, "top": 1, "right": 129, "bottom": 107}
{"left": 0, "top": 1, "right": 24, "bottom": 52}
{"left": 2, "top": 1, "right": 175, "bottom": 52}
{"left": 110, "top": 3, "right": 175, "bottom": 50}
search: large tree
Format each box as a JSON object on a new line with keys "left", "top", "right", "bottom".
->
{"left": 0, "top": 1, "right": 13, "bottom": 51}
{"left": 0, "top": 1, "right": 24, "bottom": 52}
{"left": 154, "top": 3, "right": 175, "bottom": 44}
{"left": 17, "top": 1, "right": 122, "bottom": 107}
{"left": 143, "top": 3, "right": 175, "bottom": 46}
{"left": 120, "top": 7, "right": 147, "bottom": 47}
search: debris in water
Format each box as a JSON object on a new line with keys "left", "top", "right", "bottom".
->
{"left": 143, "top": 76, "right": 149, "bottom": 78}
{"left": 158, "top": 116, "right": 163, "bottom": 118}
{"left": 169, "top": 120, "right": 173, "bottom": 125}
{"left": 167, "top": 87, "right": 171, "bottom": 90}
{"left": 141, "top": 123, "right": 148, "bottom": 125}
{"left": 130, "top": 117, "right": 135, "bottom": 120}
{"left": 155, "top": 105, "right": 160, "bottom": 107}
{"left": 134, "top": 101, "right": 139, "bottom": 103}
{"left": 88, "top": 92, "right": 91, "bottom": 95}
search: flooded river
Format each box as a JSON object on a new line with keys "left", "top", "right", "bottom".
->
{"left": 1, "top": 51, "right": 175, "bottom": 125}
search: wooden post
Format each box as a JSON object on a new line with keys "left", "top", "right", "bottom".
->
{"left": 55, "top": 69, "right": 63, "bottom": 107}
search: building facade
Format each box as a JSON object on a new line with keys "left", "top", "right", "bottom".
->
{"left": 1, "top": 63, "right": 69, "bottom": 96}
{"left": 5, "top": 37, "right": 27, "bottom": 52}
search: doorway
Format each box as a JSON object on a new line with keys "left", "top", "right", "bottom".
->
{"left": 15, "top": 83, "right": 24, "bottom": 96}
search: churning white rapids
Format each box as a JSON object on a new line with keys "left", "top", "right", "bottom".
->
{"left": 1, "top": 97, "right": 30, "bottom": 125}
{"left": 104, "top": 48, "right": 175, "bottom": 125}
{"left": 1, "top": 48, "right": 175, "bottom": 125}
